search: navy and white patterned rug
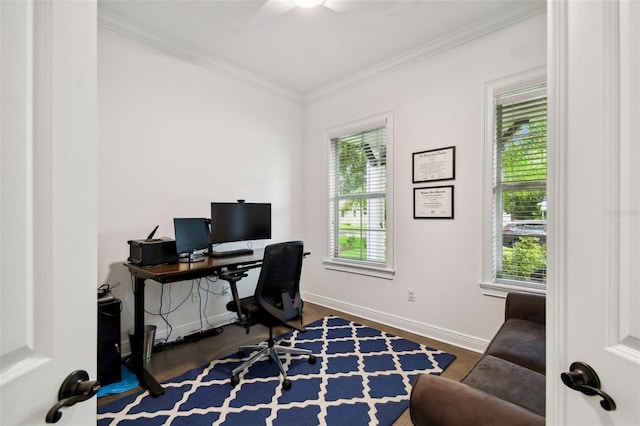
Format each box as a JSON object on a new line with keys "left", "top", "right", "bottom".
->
{"left": 98, "top": 316, "right": 456, "bottom": 425}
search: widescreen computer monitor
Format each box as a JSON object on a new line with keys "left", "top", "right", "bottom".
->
{"left": 173, "top": 218, "right": 210, "bottom": 262}
{"left": 210, "top": 202, "right": 271, "bottom": 244}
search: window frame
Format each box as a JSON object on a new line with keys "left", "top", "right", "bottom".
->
{"left": 323, "top": 111, "right": 395, "bottom": 279}
{"left": 481, "top": 68, "right": 547, "bottom": 296}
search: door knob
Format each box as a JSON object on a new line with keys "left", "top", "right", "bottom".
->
{"left": 561, "top": 361, "right": 616, "bottom": 411}
{"left": 45, "top": 370, "right": 100, "bottom": 423}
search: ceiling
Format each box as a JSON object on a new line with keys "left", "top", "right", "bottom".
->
{"left": 98, "top": 0, "right": 546, "bottom": 102}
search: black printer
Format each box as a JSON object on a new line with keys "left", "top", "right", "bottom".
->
{"left": 128, "top": 238, "right": 178, "bottom": 266}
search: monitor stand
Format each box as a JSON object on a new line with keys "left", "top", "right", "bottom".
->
{"left": 178, "top": 251, "right": 206, "bottom": 263}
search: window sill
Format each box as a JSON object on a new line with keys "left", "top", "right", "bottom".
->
{"left": 323, "top": 259, "right": 395, "bottom": 280}
{"left": 479, "top": 280, "right": 546, "bottom": 298}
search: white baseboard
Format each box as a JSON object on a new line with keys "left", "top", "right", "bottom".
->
{"left": 302, "top": 292, "right": 488, "bottom": 354}
{"left": 120, "top": 295, "right": 489, "bottom": 357}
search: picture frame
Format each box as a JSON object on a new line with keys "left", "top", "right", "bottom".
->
{"left": 412, "top": 146, "right": 455, "bottom": 183}
{"left": 414, "top": 185, "right": 454, "bottom": 219}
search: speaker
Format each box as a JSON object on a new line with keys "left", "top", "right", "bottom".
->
{"left": 98, "top": 298, "right": 121, "bottom": 386}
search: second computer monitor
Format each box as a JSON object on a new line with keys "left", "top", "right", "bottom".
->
{"left": 174, "top": 218, "right": 210, "bottom": 258}
{"left": 210, "top": 202, "right": 271, "bottom": 244}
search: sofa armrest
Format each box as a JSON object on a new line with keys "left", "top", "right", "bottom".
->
{"left": 505, "top": 292, "right": 545, "bottom": 325}
{"left": 410, "top": 374, "right": 544, "bottom": 426}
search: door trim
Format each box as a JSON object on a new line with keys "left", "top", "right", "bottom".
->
{"left": 546, "top": 0, "right": 568, "bottom": 424}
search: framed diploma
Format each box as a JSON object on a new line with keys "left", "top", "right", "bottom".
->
{"left": 414, "top": 185, "right": 454, "bottom": 219}
{"left": 412, "top": 146, "right": 455, "bottom": 183}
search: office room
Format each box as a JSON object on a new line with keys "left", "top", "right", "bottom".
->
{"left": 2, "top": 1, "right": 638, "bottom": 425}
{"left": 97, "top": 2, "right": 547, "bottom": 422}
{"left": 98, "top": 0, "right": 544, "bottom": 353}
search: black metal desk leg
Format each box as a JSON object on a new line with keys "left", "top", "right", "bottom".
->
{"left": 131, "top": 276, "right": 164, "bottom": 397}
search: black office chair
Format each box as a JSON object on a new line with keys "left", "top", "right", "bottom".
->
{"left": 224, "top": 241, "right": 316, "bottom": 390}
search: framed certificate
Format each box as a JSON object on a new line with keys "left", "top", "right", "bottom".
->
{"left": 414, "top": 185, "right": 454, "bottom": 219}
{"left": 412, "top": 146, "right": 455, "bottom": 183}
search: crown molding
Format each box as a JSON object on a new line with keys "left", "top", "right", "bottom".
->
{"left": 305, "top": 1, "right": 547, "bottom": 103}
{"left": 98, "top": 2, "right": 546, "bottom": 106}
{"left": 97, "top": 8, "right": 306, "bottom": 105}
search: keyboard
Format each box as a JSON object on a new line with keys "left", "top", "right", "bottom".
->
{"left": 210, "top": 248, "right": 254, "bottom": 258}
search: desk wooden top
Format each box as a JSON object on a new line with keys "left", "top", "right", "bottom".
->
{"left": 125, "top": 249, "right": 264, "bottom": 283}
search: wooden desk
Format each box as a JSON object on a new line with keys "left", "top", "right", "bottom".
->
{"left": 124, "top": 250, "right": 264, "bottom": 396}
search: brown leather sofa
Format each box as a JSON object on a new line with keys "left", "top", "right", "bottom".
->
{"left": 410, "top": 292, "right": 546, "bottom": 425}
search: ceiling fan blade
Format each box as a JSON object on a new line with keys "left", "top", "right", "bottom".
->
{"left": 322, "top": 0, "right": 397, "bottom": 14}
{"left": 250, "top": 0, "right": 297, "bottom": 27}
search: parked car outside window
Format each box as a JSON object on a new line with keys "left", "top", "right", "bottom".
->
{"left": 502, "top": 220, "right": 546, "bottom": 248}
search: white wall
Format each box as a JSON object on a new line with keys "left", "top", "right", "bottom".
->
{"left": 302, "top": 13, "right": 546, "bottom": 351}
{"left": 98, "top": 28, "right": 304, "bottom": 344}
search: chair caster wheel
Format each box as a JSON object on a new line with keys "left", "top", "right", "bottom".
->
{"left": 230, "top": 375, "right": 240, "bottom": 387}
{"left": 309, "top": 355, "right": 317, "bottom": 364}
{"left": 282, "top": 379, "right": 292, "bottom": 391}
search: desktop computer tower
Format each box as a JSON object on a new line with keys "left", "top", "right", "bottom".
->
{"left": 98, "top": 298, "right": 122, "bottom": 386}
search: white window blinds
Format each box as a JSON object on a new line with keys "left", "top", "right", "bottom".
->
{"left": 329, "top": 125, "right": 387, "bottom": 265}
{"left": 494, "top": 85, "right": 547, "bottom": 284}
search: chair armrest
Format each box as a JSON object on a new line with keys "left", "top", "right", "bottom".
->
{"left": 410, "top": 374, "right": 544, "bottom": 426}
{"left": 505, "top": 292, "right": 545, "bottom": 325}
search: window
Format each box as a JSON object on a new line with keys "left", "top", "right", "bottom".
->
{"left": 482, "top": 70, "right": 547, "bottom": 294}
{"left": 324, "top": 113, "right": 394, "bottom": 279}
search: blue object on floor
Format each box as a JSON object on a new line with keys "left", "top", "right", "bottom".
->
{"left": 97, "top": 365, "right": 139, "bottom": 398}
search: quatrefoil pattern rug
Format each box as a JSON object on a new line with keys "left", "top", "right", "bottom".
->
{"left": 98, "top": 316, "right": 456, "bottom": 425}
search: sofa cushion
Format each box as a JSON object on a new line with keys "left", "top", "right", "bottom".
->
{"left": 462, "top": 355, "right": 545, "bottom": 417}
{"left": 410, "top": 374, "right": 545, "bottom": 426}
{"left": 505, "top": 292, "right": 545, "bottom": 325}
{"left": 485, "top": 318, "right": 546, "bottom": 374}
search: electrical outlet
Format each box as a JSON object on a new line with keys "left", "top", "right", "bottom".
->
{"left": 408, "top": 288, "right": 415, "bottom": 302}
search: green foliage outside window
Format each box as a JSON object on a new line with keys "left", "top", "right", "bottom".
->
{"left": 501, "top": 237, "right": 547, "bottom": 280}
{"left": 330, "top": 125, "right": 387, "bottom": 264}
{"left": 500, "top": 120, "right": 547, "bottom": 221}
{"left": 338, "top": 138, "right": 366, "bottom": 214}
{"left": 339, "top": 235, "right": 367, "bottom": 259}
{"left": 496, "top": 89, "right": 547, "bottom": 284}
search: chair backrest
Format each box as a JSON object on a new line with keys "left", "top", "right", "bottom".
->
{"left": 254, "top": 241, "right": 304, "bottom": 324}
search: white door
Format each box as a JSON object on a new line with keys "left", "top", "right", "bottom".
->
{"left": 548, "top": 0, "right": 640, "bottom": 424}
{"left": 0, "top": 1, "right": 97, "bottom": 425}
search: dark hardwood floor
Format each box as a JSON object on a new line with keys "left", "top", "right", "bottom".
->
{"left": 99, "top": 302, "right": 481, "bottom": 425}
